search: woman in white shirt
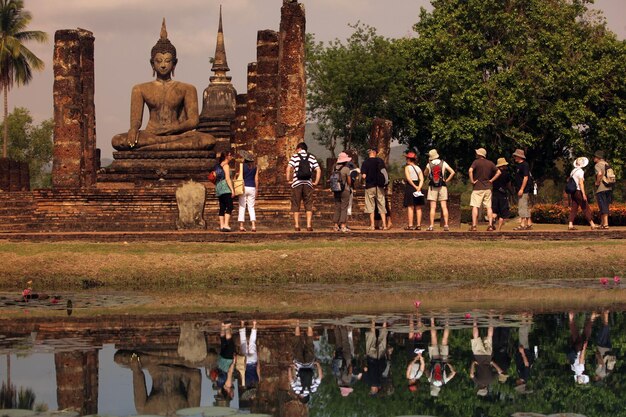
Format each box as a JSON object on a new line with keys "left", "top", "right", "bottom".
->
{"left": 568, "top": 157, "right": 597, "bottom": 230}
{"left": 403, "top": 151, "right": 425, "bottom": 230}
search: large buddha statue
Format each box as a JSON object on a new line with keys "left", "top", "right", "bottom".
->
{"left": 112, "top": 20, "right": 216, "bottom": 151}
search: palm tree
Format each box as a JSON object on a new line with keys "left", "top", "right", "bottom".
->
{"left": 0, "top": 0, "right": 47, "bottom": 158}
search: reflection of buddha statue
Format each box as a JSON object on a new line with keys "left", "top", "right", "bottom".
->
{"left": 112, "top": 19, "right": 216, "bottom": 151}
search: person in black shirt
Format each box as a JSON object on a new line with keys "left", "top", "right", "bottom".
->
{"left": 360, "top": 148, "right": 388, "bottom": 230}
{"left": 492, "top": 158, "right": 512, "bottom": 231}
{"left": 513, "top": 149, "right": 533, "bottom": 230}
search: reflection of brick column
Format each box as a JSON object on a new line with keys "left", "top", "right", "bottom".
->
{"left": 52, "top": 29, "right": 97, "bottom": 189}
{"left": 252, "top": 30, "right": 280, "bottom": 185}
{"left": 369, "top": 118, "right": 393, "bottom": 166}
{"left": 276, "top": 1, "right": 306, "bottom": 181}
{"left": 55, "top": 350, "right": 99, "bottom": 415}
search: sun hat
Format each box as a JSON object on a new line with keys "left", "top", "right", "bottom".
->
{"left": 514, "top": 383, "right": 527, "bottom": 394}
{"left": 337, "top": 152, "right": 352, "bottom": 164}
{"left": 496, "top": 157, "right": 508, "bottom": 167}
{"left": 573, "top": 157, "right": 589, "bottom": 168}
{"left": 477, "top": 387, "right": 488, "bottom": 397}
{"left": 512, "top": 149, "right": 526, "bottom": 159}
{"left": 475, "top": 148, "right": 487, "bottom": 158}
{"left": 498, "top": 374, "right": 509, "bottom": 383}
{"left": 594, "top": 150, "right": 605, "bottom": 159}
{"left": 404, "top": 151, "right": 417, "bottom": 159}
{"left": 428, "top": 149, "right": 440, "bottom": 161}
{"left": 239, "top": 150, "right": 255, "bottom": 162}
{"left": 339, "top": 386, "right": 353, "bottom": 397}
{"left": 430, "top": 385, "right": 441, "bottom": 397}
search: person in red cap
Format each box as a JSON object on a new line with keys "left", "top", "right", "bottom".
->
{"left": 403, "top": 151, "right": 425, "bottom": 230}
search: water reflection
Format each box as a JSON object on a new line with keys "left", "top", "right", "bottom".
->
{"left": 0, "top": 311, "right": 624, "bottom": 417}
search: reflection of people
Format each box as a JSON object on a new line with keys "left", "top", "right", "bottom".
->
{"left": 111, "top": 20, "right": 215, "bottom": 152}
{"left": 426, "top": 317, "right": 456, "bottom": 397}
{"left": 514, "top": 313, "right": 534, "bottom": 392}
{"left": 469, "top": 321, "right": 505, "bottom": 397}
{"left": 209, "top": 322, "right": 236, "bottom": 399}
{"left": 568, "top": 311, "right": 595, "bottom": 384}
{"left": 332, "top": 325, "right": 357, "bottom": 390}
{"left": 492, "top": 322, "right": 512, "bottom": 385}
{"left": 405, "top": 314, "right": 427, "bottom": 392}
{"left": 363, "top": 320, "right": 388, "bottom": 396}
{"left": 239, "top": 320, "right": 261, "bottom": 388}
{"left": 594, "top": 310, "right": 617, "bottom": 382}
{"left": 289, "top": 321, "right": 323, "bottom": 403}
{"left": 128, "top": 353, "right": 201, "bottom": 416}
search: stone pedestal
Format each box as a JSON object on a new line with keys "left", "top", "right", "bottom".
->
{"left": 52, "top": 29, "right": 97, "bottom": 189}
{"left": 0, "top": 158, "right": 30, "bottom": 192}
{"left": 99, "top": 151, "right": 217, "bottom": 183}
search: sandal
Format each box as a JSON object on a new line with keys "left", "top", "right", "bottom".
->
{"left": 426, "top": 226, "right": 434, "bottom": 231}
{"left": 416, "top": 226, "right": 421, "bottom": 231}
{"left": 251, "top": 228, "right": 257, "bottom": 232}
{"left": 600, "top": 225, "right": 610, "bottom": 230}
{"left": 404, "top": 225, "right": 416, "bottom": 231}
{"left": 469, "top": 226, "right": 477, "bottom": 232}
{"left": 525, "top": 224, "right": 533, "bottom": 230}
{"left": 367, "top": 226, "right": 376, "bottom": 231}
{"left": 486, "top": 225, "right": 495, "bottom": 231}
{"left": 568, "top": 226, "right": 577, "bottom": 231}
{"left": 512, "top": 226, "right": 526, "bottom": 231}
{"left": 443, "top": 225, "right": 449, "bottom": 232}
{"left": 239, "top": 227, "right": 247, "bottom": 232}
{"left": 295, "top": 227, "right": 301, "bottom": 232}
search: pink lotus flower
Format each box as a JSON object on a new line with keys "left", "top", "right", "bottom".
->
{"left": 600, "top": 278, "right": 609, "bottom": 285}
{"left": 614, "top": 276, "right": 621, "bottom": 284}
{"left": 414, "top": 300, "right": 421, "bottom": 309}
{"left": 22, "top": 288, "right": 32, "bottom": 298}
{"left": 465, "top": 313, "right": 472, "bottom": 319}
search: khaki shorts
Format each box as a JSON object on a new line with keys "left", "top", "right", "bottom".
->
{"left": 470, "top": 189, "right": 492, "bottom": 209}
{"left": 428, "top": 344, "right": 449, "bottom": 360}
{"left": 518, "top": 193, "right": 530, "bottom": 218}
{"left": 427, "top": 186, "right": 448, "bottom": 202}
{"left": 290, "top": 184, "right": 314, "bottom": 212}
{"left": 364, "top": 187, "right": 387, "bottom": 214}
{"left": 471, "top": 337, "right": 493, "bottom": 356}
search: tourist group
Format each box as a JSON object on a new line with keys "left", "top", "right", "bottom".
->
{"left": 210, "top": 144, "right": 615, "bottom": 232}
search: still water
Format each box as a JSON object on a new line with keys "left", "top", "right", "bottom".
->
{"left": 0, "top": 311, "right": 624, "bottom": 417}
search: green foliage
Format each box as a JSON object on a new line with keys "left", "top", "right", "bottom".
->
{"left": 306, "top": 24, "right": 411, "bottom": 156}
{"left": 0, "top": 0, "right": 48, "bottom": 157}
{"left": 400, "top": 0, "right": 626, "bottom": 179}
{"left": 1, "top": 107, "right": 53, "bottom": 188}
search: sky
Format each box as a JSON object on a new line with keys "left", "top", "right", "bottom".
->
{"left": 10, "top": 0, "right": 626, "bottom": 159}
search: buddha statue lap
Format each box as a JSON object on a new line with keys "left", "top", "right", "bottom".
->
{"left": 111, "top": 19, "right": 216, "bottom": 152}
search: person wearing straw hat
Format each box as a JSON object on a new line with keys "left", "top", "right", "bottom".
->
{"left": 492, "top": 157, "right": 512, "bottom": 231}
{"left": 403, "top": 151, "right": 425, "bottom": 230}
{"left": 237, "top": 150, "right": 259, "bottom": 232}
{"left": 331, "top": 152, "right": 353, "bottom": 232}
{"left": 593, "top": 150, "right": 613, "bottom": 229}
{"left": 567, "top": 157, "right": 598, "bottom": 230}
{"left": 423, "top": 149, "right": 456, "bottom": 231}
{"left": 512, "top": 149, "right": 533, "bottom": 230}
{"left": 468, "top": 148, "right": 500, "bottom": 231}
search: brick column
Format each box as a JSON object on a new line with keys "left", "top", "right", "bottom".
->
{"left": 369, "top": 118, "right": 393, "bottom": 166}
{"left": 276, "top": 0, "right": 306, "bottom": 179}
{"left": 52, "top": 29, "right": 97, "bottom": 189}
{"left": 252, "top": 30, "right": 280, "bottom": 185}
{"left": 245, "top": 62, "right": 258, "bottom": 151}
{"left": 231, "top": 93, "right": 248, "bottom": 153}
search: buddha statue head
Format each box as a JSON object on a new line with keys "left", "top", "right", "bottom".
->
{"left": 150, "top": 19, "right": 178, "bottom": 78}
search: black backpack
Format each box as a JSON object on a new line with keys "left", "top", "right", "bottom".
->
{"left": 565, "top": 171, "right": 579, "bottom": 195}
{"left": 298, "top": 367, "right": 314, "bottom": 391}
{"left": 296, "top": 153, "right": 312, "bottom": 181}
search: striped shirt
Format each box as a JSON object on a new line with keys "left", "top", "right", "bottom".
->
{"left": 291, "top": 362, "right": 321, "bottom": 396}
{"left": 289, "top": 150, "right": 320, "bottom": 188}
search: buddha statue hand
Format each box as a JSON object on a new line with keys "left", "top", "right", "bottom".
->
{"left": 127, "top": 128, "right": 140, "bottom": 148}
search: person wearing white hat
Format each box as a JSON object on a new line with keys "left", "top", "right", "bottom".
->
{"left": 567, "top": 157, "right": 597, "bottom": 230}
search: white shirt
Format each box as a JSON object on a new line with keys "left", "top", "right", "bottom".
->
{"left": 406, "top": 164, "right": 422, "bottom": 182}
{"left": 570, "top": 167, "right": 584, "bottom": 191}
{"left": 408, "top": 363, "right": 423, "bottom": 380}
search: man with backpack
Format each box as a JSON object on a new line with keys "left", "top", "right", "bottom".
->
{"left": 423, "top": 149, "right": 456, "bottom": 231}
{"left": 286, "top": 142, "right": 321, "bottom": 231}
{"left": 512, "top": 149, "right": 533, "bottom": 230}
{"left": 361, "top": 147, "right": 389, "bottom": 230}
{"left": 593, "top": 150, "right": 614, "bottom": 229}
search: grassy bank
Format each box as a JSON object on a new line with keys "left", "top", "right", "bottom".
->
{"left": 0, "top": 240, "right": 624, "bottom": 291}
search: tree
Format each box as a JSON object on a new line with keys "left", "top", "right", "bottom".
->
{"left": 1, "top": 107, "right": 53, "bottom": 188}
{"left": 0, "top": 0, "right": 47, "bottom": 158}
{"left": 306, "top": 24, "right": 412, "bottom": 156}
{"left": 400, "top": 0, "right": 626, "bottom": 178}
